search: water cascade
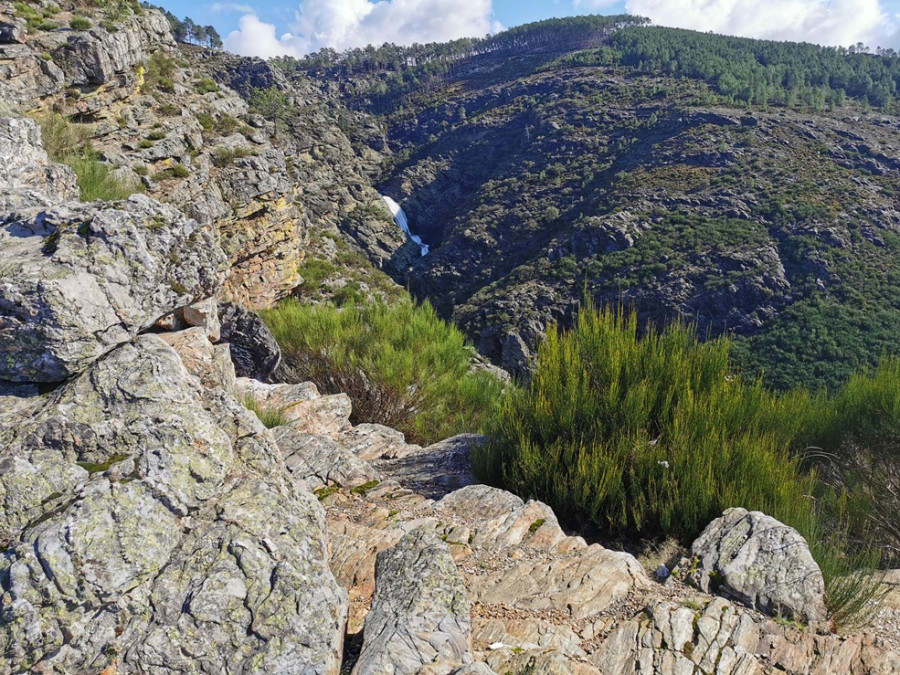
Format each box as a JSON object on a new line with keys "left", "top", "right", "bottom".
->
{"left": 382, "top": 195, "right": 429, "bottom": 256}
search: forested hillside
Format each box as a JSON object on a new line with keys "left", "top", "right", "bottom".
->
{"left": 275, "top": 17, "right": 900, "bottom": 393}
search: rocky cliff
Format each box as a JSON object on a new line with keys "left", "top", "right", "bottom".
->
{"left": 0, "top": 116, "right": 347, "bottom": 673}
{"left": 0, "top": 0, "right": 410, "bottom": 311}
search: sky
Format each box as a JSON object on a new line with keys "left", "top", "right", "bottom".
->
{"left": 161, "top": 0, "right": 900, "bottom": 59}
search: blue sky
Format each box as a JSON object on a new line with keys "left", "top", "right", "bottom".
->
{"left": 158, "top": 0, "right": 900, "bottom": 58}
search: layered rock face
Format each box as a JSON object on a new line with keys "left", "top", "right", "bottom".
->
{"left": 0, "top": 3, "right": 403, "bottom": 311}
{"left": 352, "top": 527, "right": 473, "bottom": 674}
{"left": 0, "top": 116, "right": 78, "bottom": 211}
{"left": 0, "top": 114, "right": 346, "bottom": 674}
{"left": 213, "top": 55, "right": 416, "bottom": 279}
{"left": 309, "top": 428, "right": 900, "bottom": 674}
{"left": 1, "top": 337, "right": 347, "bottom": 674}
{"left": 0, "top": 7, "right": 174, "bottom": 110}
{"left": 0, "top": 119, "right": 226, "bottom": 382}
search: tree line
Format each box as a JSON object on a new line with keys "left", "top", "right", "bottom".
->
{"left": 142, "top": 3, "right": 222, "bottom": 48}
{"left": 603, "top": 26, "right": 899, "bottom": 109}
{"left": 283, "top": 15, "right": 900, "bottom": 113}
{"left": 284, "top": 15, "right": 645, "bottom": 112}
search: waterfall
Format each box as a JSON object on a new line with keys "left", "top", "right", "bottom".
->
{"left": 382, "top": 196, "right": 429, "bottom": 256}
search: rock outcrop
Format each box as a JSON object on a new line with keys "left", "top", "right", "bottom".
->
{"left": 353, "top": 527, "right": 473, "bottom": 674}
{"left": 314, "top": 442, "right": 900, "bottom": 674}
{"left": 0, "top": 335, "right": 347, "bottom": 674}
{"left": 0, "top": 117, "right": 227, "bottom": 383}
{"left": 218, "top": 301, "right": 282, "bottom": 381}
{"left": 0, "top": 8, "right": 174, "bottom": 110}
{"left": 237, "top": 378, "right": 353, "bottom": 437}
{"left": 0, "top": 116, "right": 78, "bottom": 211}
{"left": 213, "top": 56, "right": 413, "bottom": 276}
{"left": 0, "top": 107, "right": 347, "bottom": 674}
{"left": 274, "top": 426, "right": 381, "bottom": 491}
{"left": 685, "top": 507, "right": 829, "bottom": 625}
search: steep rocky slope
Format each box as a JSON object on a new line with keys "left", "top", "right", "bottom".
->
{"left": 1, "top": 9, "right": 900, "bottom": 674}
{"left": 3, "top": 118, "right": 892, "bottom": 667}
{"left": 289, "top": 35, "right": 900, "bottom": 389}
{"left": 0, "top": 0, "right": 410, "bottom": 311}
{"left": 0, "top": 116, "right": 347, "bottom": 674}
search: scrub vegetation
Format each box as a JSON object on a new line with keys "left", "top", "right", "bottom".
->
{"left": 473, "top": 302, "right": 893, "bottom": 627}
{"left": 260, "top": 297, "right": 504, "bottom": 445}
{"left": 34, "top": 113, "right": 140, "bottom": 201}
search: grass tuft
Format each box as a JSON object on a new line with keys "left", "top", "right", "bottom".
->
{"left": 33, "top": 113, "right": 139, "bottom": 201}
{"left": 69, "top": 16, "right": 92, "bottom": 30}
{"left": 242, "top": 396, "right": 288, "bottom": 428}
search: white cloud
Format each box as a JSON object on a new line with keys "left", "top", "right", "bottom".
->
{"left": 224, "top": 0, "right": 496, "bottom": 58}
{"left": 224, "top": 14, "right": 308, "bottom": 58}
{"left": 626, "top": 0, "right": 900, "bottom": 50}
{"left": 573, "top": 0, "right": 622, "bottom": 9}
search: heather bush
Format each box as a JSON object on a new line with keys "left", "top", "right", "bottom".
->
{"left": 260, "top": 298, "right": 503, "bottom": 445}
{"left": 475, "top": 302, "right": 819, "bottom": 539}
{"left": 473, "top": 302, "right": 884, "bottom": 627}
{"left": 806, "top": 357, "right": 900, "bottom": 566}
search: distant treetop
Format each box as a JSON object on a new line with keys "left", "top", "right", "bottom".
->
{"left": 285, "top": 14, "right": 898, "bottom": 115}
{"left": 141, "top": 2, "right": 222, "bottom": 48}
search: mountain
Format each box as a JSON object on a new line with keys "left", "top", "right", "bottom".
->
{"left": 280, "top": 16, "right": 900, "bottom": 390}
{"left": 1, "top": 4, "right": 899, "bottom": 673}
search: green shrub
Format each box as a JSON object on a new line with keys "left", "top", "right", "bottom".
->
{"left": 476, "top": 302, "right": 819, "bottom": 540}
{"left": 195, "top": 112, "right": 240, "bottom": 136}
{"left": 69, "top": 16, "right": 92, "bottom": 30}
{"left": 211, "top": 146, "right": 251, "bottom": 167}
{"left": 260, "top": 298, "right": 503, "bottom": 445}
{"left": 297, "top": 257, "right": 338, "bottom": 288}
{"left": 475, "top": 301, "right": 884, "bottom": 627}
{"left": 147, "top": 130, "right": 165, "bottom": 141}
{"left": 806, "top": 357, "right": 900, "bottom": 566}
{"left": 195, "top": 77, "right": 219, "bottom": 94}
{"left": 70, "top": 153, "right": 139, "bottom": 201}
{"left": 137, "top": 139, "right": 153, "bottom": 148}
{"left": 156, "top": 77, "right": 174, "bottom": 93}
{"left": 157, "top": 102, "right": 180, "bottom": 116}
{"left": 99, "top": 0, "right": 139, "bottom": 25}
{"left": 195, "top": 112, "right": 214, "bottom": 130}
{"left": 12, "top": 1, "right": 34, "bottom": 16}
{"left": 151, "top": 164, "right": 190, "bottom": 180}
{"left": 35, "top": 112, "right": 92, "bottom": 158}
{"left": 13, "top": 1, "right": 42, "bottom": 30}
{"left": 215, "top": 114, "right": 240, "bottom": 135}
{"left": 144, "top": 51, "right": 177, "bottom": 93}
